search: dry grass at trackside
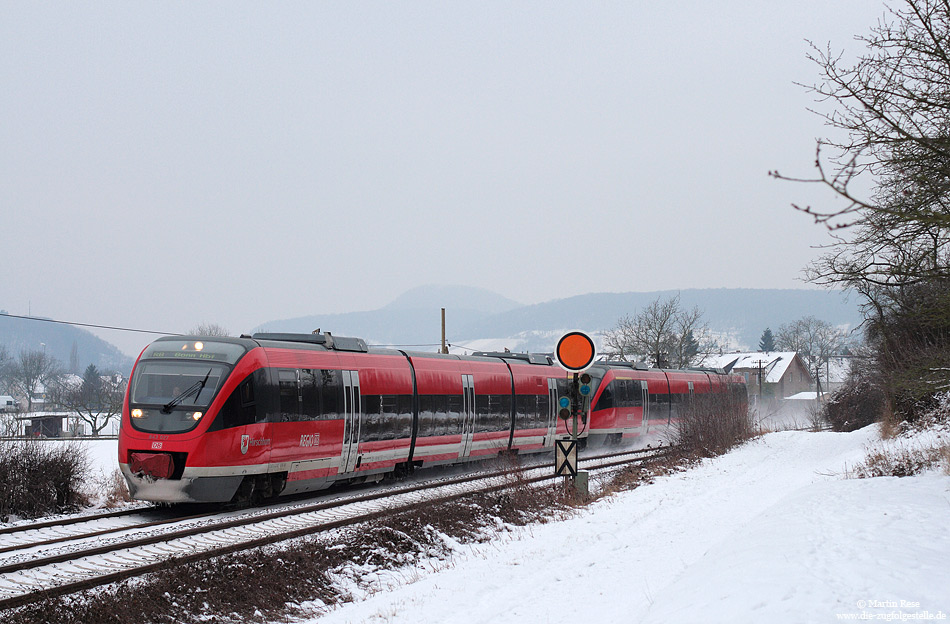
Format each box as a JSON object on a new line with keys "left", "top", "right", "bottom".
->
{"left": 848, "top": 391, "right": 950, "bottom": 479}
{"left": 671, "top": 389, "right": 754, "bottom": 458}
{"left": 848, "top": 443, "right": 950, "bottom": 478}
{"left": 97, "top": 467, "right": 132, "bottom": 508}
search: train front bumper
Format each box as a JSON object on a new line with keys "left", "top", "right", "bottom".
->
{"left": 119, "top": 463, "right": 244, "bottom": 503}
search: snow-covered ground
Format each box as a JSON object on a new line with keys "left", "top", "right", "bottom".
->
{"left": 310, "top": 426, "right": 950, "bottom": 624}
{"left": 31, "top": 427, "right": 950, "bottom": 623}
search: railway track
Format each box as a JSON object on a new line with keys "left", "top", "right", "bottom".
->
{"left": 0, "top": 443, "right": 675, "bottom": 610}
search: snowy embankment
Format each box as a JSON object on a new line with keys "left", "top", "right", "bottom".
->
{"left": 316, "top": 427, "right": 950, "bottom": 624}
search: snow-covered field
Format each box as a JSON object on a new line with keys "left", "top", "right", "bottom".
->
{"left": 44, "top": 426, "right": 950, "bottom": 623}
{"left": 310, "top": 426, "right": 949, "bottom": 624}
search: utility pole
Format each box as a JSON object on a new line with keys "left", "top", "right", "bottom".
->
{"left": 753, "top": 359, "right": 766, "bottom": 405}
{"left": 440, "top": 308, "right": 448, "bottom": 354}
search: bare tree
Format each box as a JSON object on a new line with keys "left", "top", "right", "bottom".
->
{"left": 775, "top": 316, "right": 847, "bottom": 395}
{"left": 0, "top": 345, "right": 11, "bottom": 394}
{"left": 603, "top": 295, "right": 716, "bottom": 368}
{"left": 775, "top": 0, "right": 950, "bottom": 421}
{"left": 52, "top": 364, "right": 124, "bottom": 436}
{"left": 669, "top": 304, "right": 715, "bottom": 369}
{"left": 189, "top": 323, "right": 230, "bottom": 337}
{"left": 8, "top": 350, "right": 63, "bottom": 412}
{"left": 772, "top": 0, "right": 950, "bottom": 294}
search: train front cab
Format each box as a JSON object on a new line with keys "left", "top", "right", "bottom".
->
{"left": 585, "top": 365, "right": 726, "bottom": 446}
{"left": 584, "top": 365, "right": 661, "bottom": 446}
{"left": 119, "top": 337, "right": 276, "bottom": 503}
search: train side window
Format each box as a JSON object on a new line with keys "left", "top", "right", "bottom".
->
{"left": 299, "top": 369, "right": 319, "bottom": 421}
{"left": 397, "top": 394, "right": 413, "bottom": 436}
{"left": 361, "top": 395, "right": 384, "bottom": 442}
{"left": 430, "top": 395, "right": 449, "bottom": 435}
{"left": 617, "top": 380, "right": 630, "bottom": 408}
{"left": 278, "top": 369, "right": 299, "bottom": 422}
{"left": 417, "top": 394, "right": 435, "bottom": 436}
{"left": 241, "top": 379, "right": 255, "bottom": 406}
{"left": 595, "top": 382, "right": 614, "bottom": 410}
{"left": 477, "top": 394, "right": 505, "bottom": 433}
{"left": 445, "top": 394, "right": 462, "bottom": 436}
{"left": 516, "top": 395, "right": 533, "bottom": 429}
{"left": 319, "top": 370, "right": 343, "bottom": 420}
{"left": 214, "top": 377, "right": 259, "bottom": 430}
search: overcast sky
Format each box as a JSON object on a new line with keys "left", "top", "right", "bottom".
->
{"left": 1, "top": 2, "right": 884, "bottom": 355}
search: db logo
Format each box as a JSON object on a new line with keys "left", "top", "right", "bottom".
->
{"left": 151, "top": 441, "right": 163, "bottom": 450}
{"left": 240, "top": 434, "right": 250, "bottom": 455}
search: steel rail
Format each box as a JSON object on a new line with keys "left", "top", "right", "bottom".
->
{"left": 0, "top": 443, "right": 665, "bottom": 561}
{"left": 0, "top": 444, "right": 676, "bottom": 610}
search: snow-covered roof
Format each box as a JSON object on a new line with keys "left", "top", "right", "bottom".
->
{"left": 784, "top": 391, "right": 826, "bottom": 401}
{"left": 704, "top": 352, "right": 802, "bottom": 384}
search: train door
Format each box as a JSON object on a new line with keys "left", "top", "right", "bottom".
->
{"left": 544, "top": 378, "right": 559, "bottom": 446}
{"left": 341, "top": 370, "right": 362, "bottom": 473}
{"left": 459, "top": 374, "right": 475, "bottom": 458}
{"left": 640, "top": 380, "right": 650, "bottom": 435}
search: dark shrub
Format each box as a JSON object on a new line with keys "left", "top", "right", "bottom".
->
{"left": 824, "top": 376, "right": 885, "bottom": 432}
{"left": 866, "top": 279, "right": 950, "bottom": 423}
{"left": 0, "top": 441, "right": 89, "bottom": 520}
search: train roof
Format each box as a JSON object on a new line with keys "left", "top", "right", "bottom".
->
{"left": 471, "top": 351, "right": 554, "bottom": 366}
{"left": 152, "top": 333, "right": 736, "bottom": 378}
{"left": 250, "top": 332, "right": 369, "bottom": 352}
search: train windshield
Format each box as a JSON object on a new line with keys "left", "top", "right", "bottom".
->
{"left": 128, "top": 340, "right": 245, "bottom": 433}
{"left": 131, "top": 361, "right": 230, "bottom": 408}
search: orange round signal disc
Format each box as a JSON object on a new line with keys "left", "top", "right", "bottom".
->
{"left": 555, "top": 331, "right": 596, "bottom": 372}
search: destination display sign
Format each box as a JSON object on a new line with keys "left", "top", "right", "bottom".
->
{"left": 141, "top": 340, "right": 247, "bottom": 365}
{"left": 149, "top": 351, "right": 229, "bottom": 361}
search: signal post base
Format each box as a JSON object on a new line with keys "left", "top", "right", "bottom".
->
{"left": 565, "top": 470, "right": 589, "bottom": 500}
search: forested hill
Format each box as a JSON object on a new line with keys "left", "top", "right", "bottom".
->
{"left": 256, "top": 287, "right": 863, "bottom": 352}
{"left": 0, "top": 312, "right": 134, "bottom": 375}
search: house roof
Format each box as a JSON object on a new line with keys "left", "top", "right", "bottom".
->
{"left": 704, "top": 352, "right": 804, "bottom": 384}
{"left": 785, "top": 391, "right": 826, "bottom": 401}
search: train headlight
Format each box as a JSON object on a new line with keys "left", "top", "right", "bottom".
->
{"left": 194, "top": 341, "right": 204, "bottom": 351}
{"left": 191, "top": 411, "right": 203, "bottom": 421}
{"left": 131, "top": 409, "right": 144, "bottom": 418}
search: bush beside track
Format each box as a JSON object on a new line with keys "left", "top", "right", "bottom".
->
{"left": 0, "top": 441, "right": 89, "bottom": 521}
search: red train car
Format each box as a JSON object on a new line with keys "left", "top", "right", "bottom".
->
{"left": 118, "top": 333, "right": 746, "bottom": 504}
{"left": 583, "top": 361, "right": 746, "bottom": 446}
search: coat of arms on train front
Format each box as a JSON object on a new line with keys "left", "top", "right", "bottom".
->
{"left": 241, "top": 434, "right": 249, "bottom": 455}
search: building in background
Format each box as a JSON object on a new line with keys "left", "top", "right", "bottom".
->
{"left": 705, "top": 352, "right": 813, "bottom": 402}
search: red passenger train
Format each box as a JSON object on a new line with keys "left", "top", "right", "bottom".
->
{"left": 118, "top": 332, "right": 746, "bottom": 504}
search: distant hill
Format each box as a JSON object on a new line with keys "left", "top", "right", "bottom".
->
{"left": 457, "top": 289, "right": 863, "bottom": 351}
{"left": 0, "top": 313, "right": 134, "bottom": 375}
{"left": 0, "top": 287, "right": 862, "bottom": 372}
{"left": 254, "top": 285, "right": 864, "bottom": 353}
{"left": 383, "top": 285, "right": 521, "bottom": 314}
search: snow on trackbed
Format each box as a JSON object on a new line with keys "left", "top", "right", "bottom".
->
{"left": 314, "top": 427, "right": 950, "bottom": 624}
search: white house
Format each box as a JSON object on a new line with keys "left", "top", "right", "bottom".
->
{"left": 0, "top": 395, "right": 18, "bottom": 413}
